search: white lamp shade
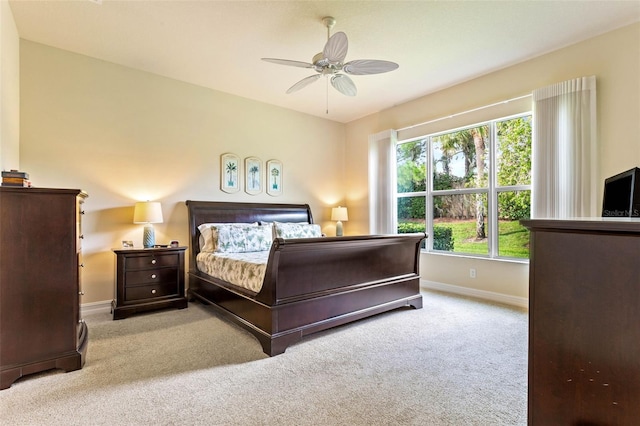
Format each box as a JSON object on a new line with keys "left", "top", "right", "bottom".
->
{"left": 331, "top": 206, "right": 349, "bottom": 222}
{"left": 133, "top": 202, "right": 163, "bottom": 224}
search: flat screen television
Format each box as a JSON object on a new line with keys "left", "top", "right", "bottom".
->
{"left": 602, "top": 167, "right": 640, "bottom": 217}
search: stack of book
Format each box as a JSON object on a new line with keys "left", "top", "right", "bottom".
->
{"left": 2, "top": 170, "right": 31, "bottom": 187}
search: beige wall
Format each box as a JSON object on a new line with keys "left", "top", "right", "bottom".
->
{"left": 19, "top": 41, "right": 346, "bottom": 303}
{"left": 13, "top": 23, "right": 640, "bottom": 306}
{"left": 0, "top": 0, "right": 20, "bottom": 170}
{"left": 345, "top": 22, "right": 640, "bottom": 302}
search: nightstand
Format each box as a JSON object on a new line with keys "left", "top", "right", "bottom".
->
{"left": 111, "top": 246, "right": 188, "bottom": 320}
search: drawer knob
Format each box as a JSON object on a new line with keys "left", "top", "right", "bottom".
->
{"left": 151, "top": 274, "right": 157, "bottom": 279}
{"left": 151, "top": 259, "right": 157, "bottom": 264}
{"left": 151, "top": 289, "right": 157, "bottom": 294}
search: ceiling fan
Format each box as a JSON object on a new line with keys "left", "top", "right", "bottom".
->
{"left": 262, "top": 16, "right": 399, "bottom": 99}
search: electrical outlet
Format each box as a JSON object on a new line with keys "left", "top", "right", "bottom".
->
{"left": 469, "top": 268, "right": 476, "bottom": 278}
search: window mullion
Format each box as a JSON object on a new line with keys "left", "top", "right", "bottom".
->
{"left": 426, "top": 136, "right": 434, "bottom": 251}
{"left": 432, "top": 188, "right": 489, "bottom": 196}
{"left": 489, "top": 121, "right": 499, "bottom": 257}
{"left": 497, "top": 184, "right": 531, "bottom": 192}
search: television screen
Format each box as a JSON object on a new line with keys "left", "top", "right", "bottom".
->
{"left": 602, "top": 167, "right": 640, "bottom": 217}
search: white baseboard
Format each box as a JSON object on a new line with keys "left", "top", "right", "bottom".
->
{"left": 420, "top": 280, "right": 529, "bottom": 309}
{"left": 81, "top": 300, "right": 113, "bottom": 316}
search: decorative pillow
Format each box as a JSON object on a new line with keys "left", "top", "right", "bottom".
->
{"left": 244, "top": 225, "right": 273, "bottom": 252}
{"left": 212, "top": 224, "right": 251, "bottom": 253}
{"left": 274, "top": 222, "right": 322, "bottom": 239}
{"left": 261, "top": 221, "right": 308, "bottom": 240}
{"left": 198, "top": 222, "right": 257, "bottom": 252}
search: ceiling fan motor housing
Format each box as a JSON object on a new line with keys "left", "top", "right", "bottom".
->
{"left": 312, "top": 52, "right": 340, "bottom": 74}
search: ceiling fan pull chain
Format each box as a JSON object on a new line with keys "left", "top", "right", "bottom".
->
{"left": 326, "top": 78, "right": 329, "bottom": 114}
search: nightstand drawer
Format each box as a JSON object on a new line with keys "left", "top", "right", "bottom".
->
{"left": 125, "top": 282, "right": 178, "bottom": 301}
{"left": 125, "top": 253, "right": 179, "bottom": 270}
{"left": 125, "top": 267, "right": 177, "bottom": 286}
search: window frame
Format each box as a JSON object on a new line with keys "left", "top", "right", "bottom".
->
{"left": 396, "top": 112, "right": 532, "bottom": 261}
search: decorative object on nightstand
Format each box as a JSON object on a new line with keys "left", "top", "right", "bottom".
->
{"left": 331, "top": 206, "right": 348, "bottom": 236}
{"left": 111, "top": 246, "right": 188, "bottom": 320}
{"left": 133, "top": 201, "right": 163, "bottom": 248}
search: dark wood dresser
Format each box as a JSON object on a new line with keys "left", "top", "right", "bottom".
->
{"left": 521, "top": 218, "right": 640, "bottom": 425}
{"left": 111, "top": 246, "right": 187, "bottom": 319}
{"left": 0, "top": 187, "right": 88, "bottom": 390}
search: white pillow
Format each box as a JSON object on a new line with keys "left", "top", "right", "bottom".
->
{"left": 274, "top": 222, "right": 322, "bottom": 239}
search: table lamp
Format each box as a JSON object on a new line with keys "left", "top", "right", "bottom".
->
{"left": 133, "top": 201, "right": 163, "bottom": 248}
{"left": 331, "top": 206, "right": 348, "bottom": 236}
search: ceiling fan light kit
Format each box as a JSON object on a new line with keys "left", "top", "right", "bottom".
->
{"left": 262, "top": 16, "right": 398, "bottom": 108}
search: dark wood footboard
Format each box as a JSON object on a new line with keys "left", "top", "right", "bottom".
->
{"left": 186, "top": 201, "right": 426, "bottom": 355}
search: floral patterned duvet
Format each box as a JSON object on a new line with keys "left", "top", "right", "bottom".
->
{"left": 196, "top": 250, "right": 269, "bottom": 293}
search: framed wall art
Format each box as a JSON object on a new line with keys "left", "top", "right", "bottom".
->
{"left": 245, "top": 157, "right": 262, "bottom": 195}
{"left": 220, "top": 153, "right": 240, "bottom": 193}
{"left": 266, "top": 159, "right": 283, "bottom": 196}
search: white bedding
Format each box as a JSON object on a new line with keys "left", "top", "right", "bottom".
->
{"left": 196, "top": 250, "right": 269, "bottom": 293}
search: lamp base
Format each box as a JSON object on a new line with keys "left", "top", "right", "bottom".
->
{"left": 336, "top": 220, "right": 343, "bottom": 237}
{"left": 143, "top": 224, "right": 155, "bottom": 248}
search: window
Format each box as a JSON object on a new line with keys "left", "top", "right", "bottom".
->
{"left": 396, "top": 114, "right": 531, "bottom": 259}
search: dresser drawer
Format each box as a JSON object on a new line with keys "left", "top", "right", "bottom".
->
{"left": 125, "top": 267, "right": 178, "bottom": 286}
{"left": 125, "top": 282, "right": 179, "bottom": 301}
{"left": 125, "top": 253, "right": 179, "bottom": 270}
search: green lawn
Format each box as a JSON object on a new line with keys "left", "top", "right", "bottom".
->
{"left": 496, "top": 220, "right": 530, "bottom": 258}
{"left": 401, "top": 219, "right": 530, "bottom": 258}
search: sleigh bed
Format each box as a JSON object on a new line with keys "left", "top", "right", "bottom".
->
{"left": 186, "top": 200, "right": 425, "bottom": 356}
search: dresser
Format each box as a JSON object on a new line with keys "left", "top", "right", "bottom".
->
{"left": 0, "top": 187, "right": 88, "bottom": 390}
{"left": 111, "top": 247, "right": 187, "bottom": 319}
{"left": 521, "top": 218, "right": 640, "bottom": 425}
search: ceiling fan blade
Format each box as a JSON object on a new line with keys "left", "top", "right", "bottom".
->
{"left": 262, "top": 58, "right": 314, "bottom": 68}
{"left": 286, "top": 75, "right": 321, "bottom": 94}
{"left": 331, "top": 74, "right": 357, "bottom": 97}
{"left": 343, "top": 59, "right": 399, "bottom": 75}
{"left": 323, "top": 31, "right": 348, "bottom": 63}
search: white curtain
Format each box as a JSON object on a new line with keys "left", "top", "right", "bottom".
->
{"left": 532, "top": 76, "right": 598, "bottom": 218}
{"left": 368, "top": 130, "right": 397, "bottom": 234}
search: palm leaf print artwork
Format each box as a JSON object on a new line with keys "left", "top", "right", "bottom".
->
{"left": 220, "top": 153, "right": 240, "bottom": 193}
{"left": 249, "top": 165, "right": 260, "bottom": 189}
{"left": 226, "top": 161, "right": 237, "bottom": 186}
{"left": 244, "top": 157, "right": 262, "bottom": 195}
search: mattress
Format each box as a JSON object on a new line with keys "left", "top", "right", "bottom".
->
{"left": 196, "top": 250, "right": 269, "bottom": 293}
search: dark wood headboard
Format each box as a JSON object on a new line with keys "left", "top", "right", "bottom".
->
{"left": 185, "top": 201, "right": 314, "bottom": 272}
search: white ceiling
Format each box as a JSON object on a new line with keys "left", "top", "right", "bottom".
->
{"left": 8, "top": 0, "right": 640, "bottom": 123}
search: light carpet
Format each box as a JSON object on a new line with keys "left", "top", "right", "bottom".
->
{"left": 0, "top": 290, "right": 528, "bottom": 425}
